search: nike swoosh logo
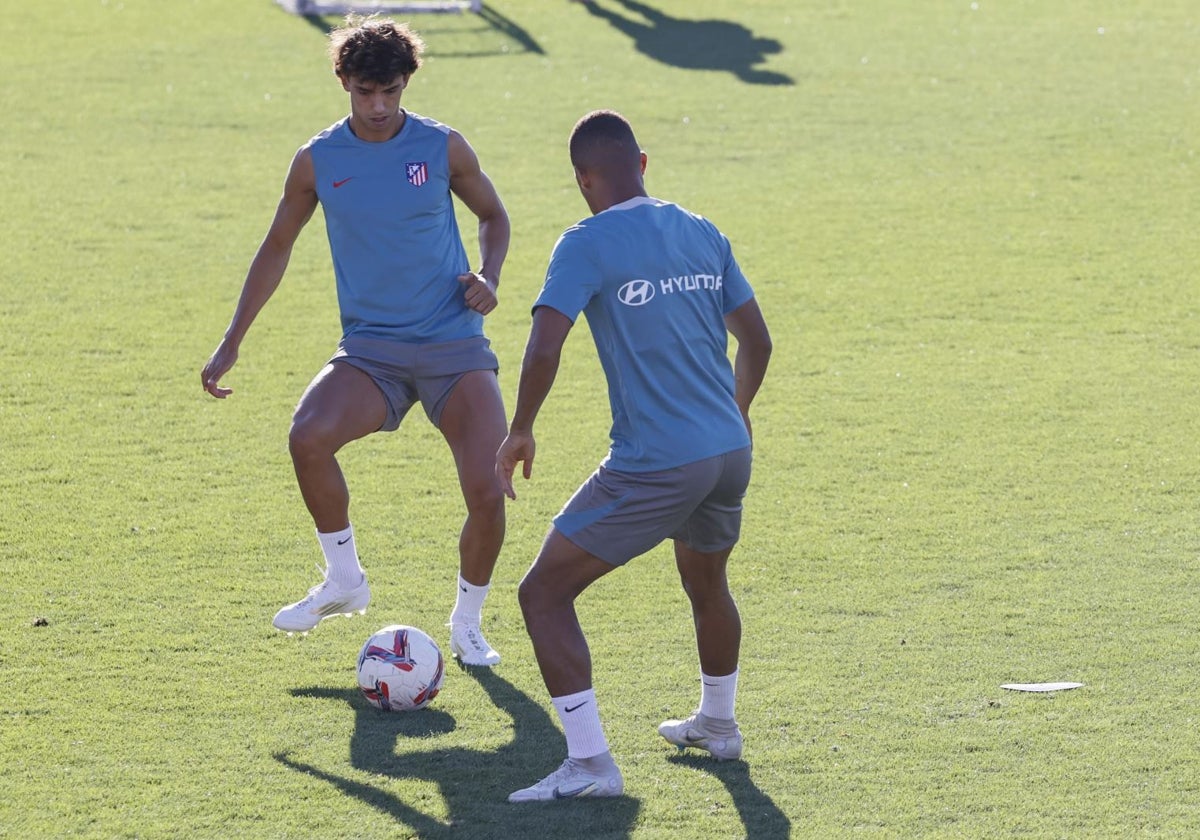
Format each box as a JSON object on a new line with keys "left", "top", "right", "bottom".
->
{"left": 564, "top": 702, "right": 589, "bottom": 713}
{"left": 333, "top": 177, "right": 353, "bottom": 188}
{"left": 553, "top": 782, "right": 598, "bottom": 799}
{"left": 337, "top": 537, "right": 351, "bottom": 545}
{"left": 460, "top": 585, "right": 468, "bottom": 593}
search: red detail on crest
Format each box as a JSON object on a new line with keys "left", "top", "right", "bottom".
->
{"left": 406, "top": 162, "right": 428, "bottom": 187}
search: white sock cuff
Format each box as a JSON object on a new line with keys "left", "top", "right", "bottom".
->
{"left": 450, "top": 574, "right": 490, "bottom": 625}
{"left": 317, "top": 525, "right": 354, "bottom": 547}
{"left": 552, "top": 689, "right": 609, "bottom": 759}
{"left": 699, "top": 669, "right": 739, "bottom": 720}
{"left": 316, "top": 526, "right": 364, "bottom": 586}
{"left": 457, "top": 574, "right": 490, "bottom": 594}
{"left": 551, "top": 688, "right": 594, "bottom": 713}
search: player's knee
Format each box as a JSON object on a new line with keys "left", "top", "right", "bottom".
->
{"left": 679, "top": 569, "right": 730, "bottom": 607}
{"left": 462, "top": 472, "right": 505, "bottom": 516}
{"left": 517, "top": 566, "right": 557, "bottom": 618}
{"left": 679, "top": 575, "right": 703, "bottom": 606}
{"left": 516, "top": 573, "right": 540, "bottom": 619}
{"left": 288, "top": 414, "right": 334, "bottom": 461}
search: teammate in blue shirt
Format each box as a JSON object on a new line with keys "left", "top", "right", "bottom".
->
{"left": 201, "top": 17, "right": 508, "bottom": 666}
{"left": 498, "top": 110, "right": 772, "bottom": 800}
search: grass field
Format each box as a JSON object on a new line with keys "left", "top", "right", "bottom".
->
{"left": 2, "top": 0, "right": 1199, "bottom": 836}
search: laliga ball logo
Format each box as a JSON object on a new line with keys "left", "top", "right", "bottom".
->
{"left": 617, "top": 279, "right": 655, "bottom": 306}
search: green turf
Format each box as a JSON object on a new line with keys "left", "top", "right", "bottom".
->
{"left": 2, "top": 0, "right": 1199, "bottom": 836}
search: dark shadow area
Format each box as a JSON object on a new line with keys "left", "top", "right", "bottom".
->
{"left": 302, "top": 14, "right": 333, "bottom": 36}
{"left": 299, "top": 4, "right": 544, "bottom": 57}
{"left": 667, "top": 753, "right": 792, "bottom": 838}
{"left": 580, "top": 0, "right": 793, "bottom": 85}
{"left": 278, "top": 669, "right": 641, "bottom": 838}
{"left": 478, "top": 3, "right": 545, "bottom": 55}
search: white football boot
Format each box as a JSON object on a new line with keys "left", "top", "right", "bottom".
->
{"left": 448, "top": 622, "right": 501, "bottom": 667}
{"left": 272, "top": 568, "right": 370, "bottom": 633}
{"left": 508, "top": 757, "right": 624, "bottom": 803}
{"left": 658, "top": 712, "right": 743, "bottom": 761}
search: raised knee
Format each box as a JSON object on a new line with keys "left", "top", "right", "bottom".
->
{"left": 289, "top": 414, "right": 333, "bottom": 461}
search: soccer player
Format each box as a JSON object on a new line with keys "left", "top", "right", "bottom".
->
{"left": 497, "top": 110, "right": 772, "bottom": 800}
{"left": 200, "top": 17, "right": 509, "bottom": 666}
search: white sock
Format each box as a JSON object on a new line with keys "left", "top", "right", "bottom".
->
{"left": 450, "top": 574, "right": 489, "bottom": 625}
{"left": 317, "top": 526, "right": 364, "bottom": 588}
{"left": 699, "top": 669, "right": 739, "bottom": 721}
{"left": 552, "top": 689, "right": 609, "bottom": 760}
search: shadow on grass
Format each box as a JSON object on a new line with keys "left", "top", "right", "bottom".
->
{"left": 579, "top": 0, "right": 793, "bottom": 86}
{"left": 478, "top": 3, "right": 545, "bottom": 55}
{"left": 277, "top": 667, "right": 641, "bottom": 838}
{"left": 667, "top": 753, "right": 792, "bottom": 838}
{"left": 300, "top": 4, "right": 544, "bottom": 56}
{"left": 301, "top": 13, "right": 333, "bottom": 35}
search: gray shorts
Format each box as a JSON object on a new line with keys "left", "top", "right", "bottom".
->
{"left": 330, "top": 334, "right": 499, "bottom": 430}
{"left": 553, "top": 447, "right": 753, "bottom": 566}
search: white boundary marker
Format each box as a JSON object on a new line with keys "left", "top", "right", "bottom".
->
{"left": 1000, "top": 682, "right": 1084, "bottom": 693}
{"left": 276, "top": 0, "right": 481, "bottom": 14}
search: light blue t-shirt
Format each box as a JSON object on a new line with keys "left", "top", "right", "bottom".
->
{"left": 536, "top": 196, "right": 755, "bottom": 472}
{"left": 307, "top": 113, "right": 478, "bottom": 342}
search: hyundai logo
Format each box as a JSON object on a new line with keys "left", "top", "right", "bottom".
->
{"left": 617, "top": 279, "right": 655, "bottom": 306}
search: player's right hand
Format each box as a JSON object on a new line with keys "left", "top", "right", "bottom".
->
{"left": 495, "top": 430, "right": 535, "bottom": 500}
{"left": 457, "top": 271, "right": 498, "bottom": 315}
{"left": 201, "top": 341, "right": 238, "bottom": 399}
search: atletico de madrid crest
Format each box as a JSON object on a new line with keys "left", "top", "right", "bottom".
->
{"left": 406, "top": 161, "right": 428, "bottom": 187}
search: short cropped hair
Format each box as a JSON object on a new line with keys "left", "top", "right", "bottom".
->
{"left": 569, "top": 109, "right": 641, "bottom": 172}
{"left": 328, "top": 15, "right": 424, "bottom": 83}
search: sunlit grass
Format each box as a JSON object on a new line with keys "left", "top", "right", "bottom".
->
{"left": 2, "top": 0, "right": 1198, "bottom": 836}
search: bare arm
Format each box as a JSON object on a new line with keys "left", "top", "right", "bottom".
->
{"left": 495, "top": 306, "right": 574, "bottom": 499}
{"left": 448, "top": 130, "right": 510, "bottom": 315}
{"left": 201, "top": 147, "right": 319, "bottom": 398}
{"left": 724, "top": 297, "right": 772, "bottom": 440}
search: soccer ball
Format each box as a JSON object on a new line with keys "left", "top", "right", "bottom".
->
{"left": 356, "top": 625, "right": 445, "bottom": 712}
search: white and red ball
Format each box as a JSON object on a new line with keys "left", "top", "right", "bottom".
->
{"left": 356, "top": 625, "right": 445, "bottom": 711}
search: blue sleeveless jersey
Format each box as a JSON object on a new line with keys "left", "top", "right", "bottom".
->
{"left": 535, "top": 197, "right": 755, "bottom": 472}
{"left": 307, "top": 113, "right": 478, "bottom": 342}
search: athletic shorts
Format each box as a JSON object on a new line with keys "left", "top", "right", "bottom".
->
{"left": 553, "top": 446, "right": 753, "bottom": 566}
{"left": 329, "top": 334, "right": 499, "bottom": 430}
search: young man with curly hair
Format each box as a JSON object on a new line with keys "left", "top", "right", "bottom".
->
{"left": 202, "top": 17, "right": 509, "bottom": 666}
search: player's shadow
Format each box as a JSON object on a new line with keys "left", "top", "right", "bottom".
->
{"left": 667, "top": 753, "right": 792, "bottom": 838}
{"left": 276, "top": 668, "right": 640, "bottom": 838}
{"left": 579, "top": 0, "right": 793, "bottom": 86}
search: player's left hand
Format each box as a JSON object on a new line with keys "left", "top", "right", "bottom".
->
{"left": 496, "top": 430, "right": 535, "bottom": 500}
{"left": 458, "top": 271, "right": 498, "bottom": 315}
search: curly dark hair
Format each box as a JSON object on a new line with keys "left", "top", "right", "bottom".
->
{"left": 328, "top": 15, "right": 424, "bottom": 83}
